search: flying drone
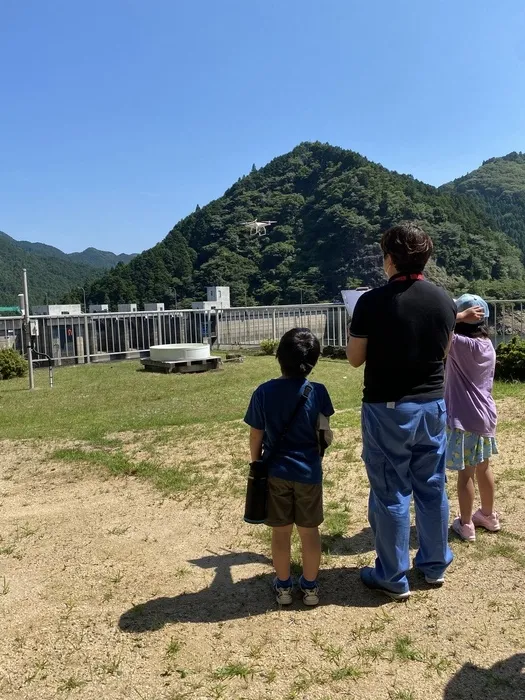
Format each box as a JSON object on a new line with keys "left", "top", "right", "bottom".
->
{"left": 241, "top": 219, "right": 277, "bottom": 237}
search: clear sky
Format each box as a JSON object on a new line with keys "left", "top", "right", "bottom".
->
{"left": 1, "top": 0, "right": 525, "bottom": 254}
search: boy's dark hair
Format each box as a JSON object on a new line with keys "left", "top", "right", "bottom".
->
{"left": 455, "top": 322, "right": 490, "bottom": 339}
{"left": 276, "top": 328, "right": 321, "bottom": 378}
{"left": 381, "top": 223, "right": 434, "bottom": 273}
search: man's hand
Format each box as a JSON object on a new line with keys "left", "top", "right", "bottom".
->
{"left": 346, "top": 336, "right": 367, "bottom": 368}
{"left": 457, "top": 306, "right": 485, "bottom": 323}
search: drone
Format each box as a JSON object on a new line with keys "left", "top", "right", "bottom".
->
{"left": 241, "top": 219, "right": 277, "bottom": 237}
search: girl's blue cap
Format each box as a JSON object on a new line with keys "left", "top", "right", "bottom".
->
{"left": 455, "top": 294, "right": 489, "bottom": 323}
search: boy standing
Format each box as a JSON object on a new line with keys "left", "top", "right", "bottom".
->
{"left": 244, "top": 328, "right": 334, "bottom": 606}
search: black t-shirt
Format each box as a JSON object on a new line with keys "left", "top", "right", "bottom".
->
{"left": 350, "top": 274, "right": 456, "bottom": 403}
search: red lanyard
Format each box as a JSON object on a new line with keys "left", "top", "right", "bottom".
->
{"left": 390, "top": 273, "right": 425, "bottom": 283}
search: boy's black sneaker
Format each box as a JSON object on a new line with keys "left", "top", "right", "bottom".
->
{"left": 299, "top": 576, "right": 320, "bottom": 606}
{"left": 273, "top": 577, "right": 293, "bottom": 605}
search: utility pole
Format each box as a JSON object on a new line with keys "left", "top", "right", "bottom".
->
{"left": 22, "top": 269, "right": 35, "bottom": 390}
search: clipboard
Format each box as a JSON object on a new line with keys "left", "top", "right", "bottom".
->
{"left": 341, "top": 288, "right": 370, "bottom": 315}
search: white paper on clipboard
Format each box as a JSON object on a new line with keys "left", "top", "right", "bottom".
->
{"left": 341, "top": 289, "right": 370, "bottom": 316}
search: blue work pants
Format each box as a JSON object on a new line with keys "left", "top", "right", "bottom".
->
{"left": 361, "top": 399, "right": 453, "bottom": 593}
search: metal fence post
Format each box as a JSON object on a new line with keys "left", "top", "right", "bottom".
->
{"left": 215, "top": 310, "right": 221, "bottom": 349}
{"left": 84, "top": 314, "right": 91, "bottom": 363}
{"left": 22, "top": 269, "right": 35, "bottom": 390}
{"left": 157, "top": 312, "right": 163, "bottom": 345}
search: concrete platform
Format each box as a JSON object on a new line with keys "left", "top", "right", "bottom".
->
{"left": 140, "top": 356, "right": 221, "bottom": 374}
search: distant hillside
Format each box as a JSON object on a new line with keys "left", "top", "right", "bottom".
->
{"left": 444, "top": 152, "right": 525, "bottom": 258}
{"left": 0, "top": 231, "right": 137, "bottom": 306}
{"left": 86, "top": 142, "right": 525, "bottom": 309}
{"left": 0, "top": 232, "right": 98, "bottom": 305}
{"left": 69, "top": 247, "right": 136, "bottom": 268}
{"left": 14, "top": 236, "right": 136, "bottom": 268}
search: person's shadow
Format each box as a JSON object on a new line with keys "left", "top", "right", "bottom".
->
{"left": 443, "top": 654, "right": 525, "bottom": 699}
{"left": 321, "top": 525, "right": 419, "bottom": 556}
{"left": 118, "top": 549, "right": 386, "bottom": 632}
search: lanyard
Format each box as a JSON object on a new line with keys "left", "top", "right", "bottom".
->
{"left": 389, "top": 273, "right": 425, "bottom": 283}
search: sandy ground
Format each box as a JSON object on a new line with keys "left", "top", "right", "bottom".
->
{"left": 1, "top": 402, "right": 525, "bottom": 700}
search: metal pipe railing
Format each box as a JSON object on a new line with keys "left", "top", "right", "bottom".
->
{"left": 1, "top": 299, "right": 524, "bottom": 366}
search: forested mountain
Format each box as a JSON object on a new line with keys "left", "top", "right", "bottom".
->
{"left": 0, "top": 232, "right": 98, "bottom": 305}
{"left": 84, "top": 142, "right": 525, "bottom": 309}
{"left": 69, "top": 247, "right": 136, "bottom": 268}
{"left": 0, "top": 231, "right": 136, "bottom": 305}
{"left": 8, "top": 234, "right": 136, "bottom": 268}
{"left": 444, "top": 152, "right": 525, "bottom": 260}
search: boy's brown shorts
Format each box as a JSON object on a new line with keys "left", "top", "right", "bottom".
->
{"left": 265, "top": 476, "right": 323, "bottom": 528}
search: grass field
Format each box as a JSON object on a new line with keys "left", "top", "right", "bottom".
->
{"left": 1, "top": 357, "right": 525, "bottom": 700}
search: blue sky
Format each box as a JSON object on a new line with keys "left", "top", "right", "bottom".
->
{"left": 1, "top": 0, "right": 525, "bottom": 254}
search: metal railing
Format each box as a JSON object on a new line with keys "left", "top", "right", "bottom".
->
{"left": 216, "top": 304, "right": 348, "bottom": 348}
{"left": 0, "top": 300, "right": 523, "bottom": 366}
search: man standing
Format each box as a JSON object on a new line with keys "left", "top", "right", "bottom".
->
{"left": 347, "top": 223, "right": 459, "bottom": 600}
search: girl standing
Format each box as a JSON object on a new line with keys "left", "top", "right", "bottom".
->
{"left": 445, "top": 294, "right": 500, "bottom": 541}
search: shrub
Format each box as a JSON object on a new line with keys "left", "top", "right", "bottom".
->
{"left": 260, "top": 339, "right": 279, "bottom": 356}
{"left": 322, "top": 345, "right": 347, "bottom": 360}
{"left": 495, "top": 337, "right": 525, "bottom": 382}
{"left": 0, "top": 348, "right": 28, "bottom": 380}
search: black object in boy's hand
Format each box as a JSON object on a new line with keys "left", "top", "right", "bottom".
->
{"left": 244, "top": 460, "right": 269, "bottom": 524}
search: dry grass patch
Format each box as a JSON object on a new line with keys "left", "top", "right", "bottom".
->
{"left": 1, "top": 387, "right": 525, "bottom": 698}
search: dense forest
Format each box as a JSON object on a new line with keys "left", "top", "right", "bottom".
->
{"left": 0, "top": 231, "right": 136, "bottom": 306}
{"left": 4, "top": 143, "right": 525, "bottom": 309}
{"left": 0, "top": 232, "right": 98, "bottom": 306}
{"left": 82, "top": 142, "right": 525, "bottom": 308}
{"left": 444, "top": 151, "right": 525, "bottom": 267}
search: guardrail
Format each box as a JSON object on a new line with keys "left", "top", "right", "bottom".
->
{"left": 0, "top": 300, "right": 523, "bottom": 366}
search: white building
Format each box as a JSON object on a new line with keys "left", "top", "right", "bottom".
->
{"left": 192, "top": 286, "right": 231, "bottom": 311}
{"left": 89, "top": 304, "right": 109, "bottom": 313}
{"left": 144, "top": 303, "right": 165, "bottom": 312}
{"left": 32, "top": 304, "right": 82, "bottom": 316}
{"left": 117, "top": 303, "right": 138, "bottom": 313}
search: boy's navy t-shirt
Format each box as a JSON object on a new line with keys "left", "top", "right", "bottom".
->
{"left": 244, "top": 378, "right": 334, "bottom": 484}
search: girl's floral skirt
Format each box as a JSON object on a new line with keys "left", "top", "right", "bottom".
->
{"left": 446, "top": 429, "right": 498, "bottom": 471}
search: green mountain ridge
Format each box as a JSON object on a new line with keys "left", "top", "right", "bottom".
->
{"left": 84, "top": 142, "right": 525, "bottom": 309}
{"left": 5, "top": 143, "right": 525, "bottom": 311}
{"left": 10, "top": 235, "right": 136, "bottom": 268}
{"left": 0, "top": 231, "right": 137, "bottom": 306}
{"left": 69, "top": 247, "right": 136, "bottom": 268}
{"left": 443, "top": 151, "right": 525, "bottom": 261}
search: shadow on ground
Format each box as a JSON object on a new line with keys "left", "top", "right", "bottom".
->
{"left": 321, "top": 525, "right": 419, "bottom": 555}
{"left": 443, "top": 654, "right": 525, "bottom": 699}
{"left": 119, "top": 550, "right": 389, "bottom": 631}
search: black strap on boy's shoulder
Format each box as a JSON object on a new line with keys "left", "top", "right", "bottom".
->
{"left": 263, "top": 382, "right": 312, "bottom": 465}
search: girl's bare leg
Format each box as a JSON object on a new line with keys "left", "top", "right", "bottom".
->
{"left": 457, "top": 465, "right": 476, "bottom": 524}
{"left": 476, "top": 459, "right": 495, "bottom": 515}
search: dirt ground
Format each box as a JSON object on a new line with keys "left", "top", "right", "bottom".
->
{"left": 1, "top": 401, "right": 525, "bottom": 700}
